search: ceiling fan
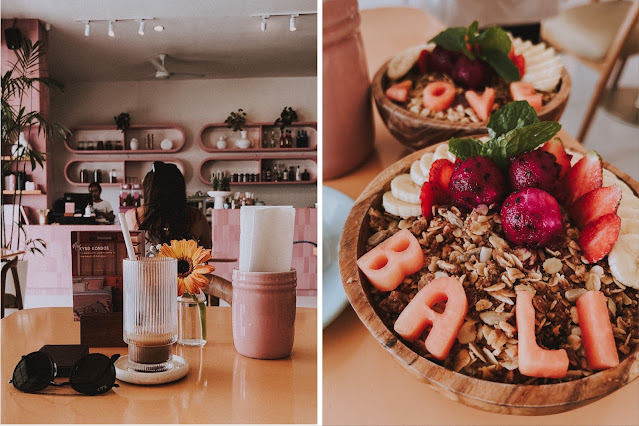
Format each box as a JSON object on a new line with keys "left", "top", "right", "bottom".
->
{"left": 148, "top": 53, "right": 205, "bottom": 80}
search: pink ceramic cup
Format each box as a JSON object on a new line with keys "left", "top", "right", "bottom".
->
{"left": 231, "top": 269, "right": 297, "bottom": 360}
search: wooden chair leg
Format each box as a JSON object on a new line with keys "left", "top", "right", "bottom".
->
{"left": 609, "top": 57, "right": 628, "bottom": 90}
{"left": 578, "top": 70, "right": 611, "bottom": 142}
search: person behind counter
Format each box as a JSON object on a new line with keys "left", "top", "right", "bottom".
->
{"left": 88, "top": 182, "right": 115, "bottom": 223}
{"left": 124, "top": 161, "right": 212, "bottom": 249}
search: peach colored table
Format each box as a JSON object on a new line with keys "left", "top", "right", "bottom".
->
{"left": 1, "top": 307, "right": 317, "bottom": 424}
{"left": 323, "top": 7, "right": 639, "bottom": 425}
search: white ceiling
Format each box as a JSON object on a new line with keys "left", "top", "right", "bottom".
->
{"left": 1, "top": 0, "right": 317, "bottom": 83}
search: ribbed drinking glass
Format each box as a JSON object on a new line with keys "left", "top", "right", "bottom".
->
{"left": 123, "top": 257, "right": 177, "bottom": 372}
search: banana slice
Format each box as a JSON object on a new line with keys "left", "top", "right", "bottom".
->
{"left": 410, "top": 160, "right": 428, "bottom": 186}
{"left": 617, "top": 205, "right": 639, "bottom": 221}
{"left": 432, "top": 143, "right": 456, "bottom": 163}
{"left": 511, "top": 37, "right": 562, "bottom": 92}
{"left": 391, "top": 174, "right": 422, "bottom": 204}
{"left": 620, "top": 218, "right": 639, "bottom": 235}
{"left": 387, "top": 45, "right": 426, "bottom": 80}
{"left": 608, "top": 233, "right": 639, "bottom": 289}
{"left": 419, "top": 152, "right": 435, "bottom": 176}
{"left": 382, "top": 191, "right": 421, "bottom": 218}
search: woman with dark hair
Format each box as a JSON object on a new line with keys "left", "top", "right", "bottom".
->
{"left": 124, "top": 161, "right": 212, "bottom": 248}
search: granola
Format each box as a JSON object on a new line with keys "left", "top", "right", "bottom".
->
{"left": 364, "top": 204, "right": 639, "bottom": 384}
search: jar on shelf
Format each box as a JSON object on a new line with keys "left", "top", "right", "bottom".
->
{"left": 131, "top": 183, "right": 142, "bottom": 207}
{"left": 119, "top": 184, "right": 132, "bottom": 207}
{"left": 109, "top": 169, "right": 117, "bottom": 184}
{"left": 93, "top": 169, "right": 102, "bottom": 183}
{"left": 80, "top": 169, "right": 89, "bottom": 184}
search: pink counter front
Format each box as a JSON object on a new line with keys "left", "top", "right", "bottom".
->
{"left": 14, "top": 208, "right": 317, "bottom": 308}
{"left": 211, "top": 208, "right": 317, "bottom": 297}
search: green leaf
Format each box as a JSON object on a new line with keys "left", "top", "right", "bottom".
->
{"left": 487, "top": 101, "right": 540, "bottom": 139}
{"left": 475, "top": 26, "right": 511, "bottom": 55}
{"left": 486, "top": 121, "right": 562, "bottom": 168}
{"left": 479, "top": 48, "right": 520, "bottom": 82}
{"left": 429, "top": 27, "right": 467, "bottom": 51}
{"left": 448, "top": 137, "right": 484, "bottom": 160}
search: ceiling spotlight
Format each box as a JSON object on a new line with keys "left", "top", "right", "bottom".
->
{"left": 154, "top": 25, "right": 164, "bottom": 32}
{"left": 260, "top": 15, "right": 269, "bottom": 32}
{"left": 138, "top": 20, "right": 145, "bottom": 35}
{"left": 84, "top": 21, "right": 90, "bottom": 37}
{"left": 289, "top": 14, "right": 297, "bottom": 31}
{"left": 108, "top": 21, "right": 115, "bottom": 37}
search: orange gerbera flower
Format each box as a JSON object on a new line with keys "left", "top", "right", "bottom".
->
{"left": 158, "top": 239, "right": 215, "bottom": 296}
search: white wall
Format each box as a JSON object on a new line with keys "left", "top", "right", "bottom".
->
{"left": 49, "top": 76, "right": 318, "bottom": 211}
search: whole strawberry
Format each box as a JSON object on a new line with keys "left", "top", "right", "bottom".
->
{"left": 449, "top": 156, "right": 506, "bottom": 209}
{"left": 430, "top": 46, "right": 460, "bottom": 76}
{"left": 500, "top": 188, "right": 565, "bottom": 248}
{"left": 508, "top": 149, "right": 562, "bottom": 192}
{"left": 451, "top": 54, "right": 492, "bottom": 90}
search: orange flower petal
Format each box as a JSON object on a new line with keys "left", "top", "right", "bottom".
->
{"left": 193, "top": 265, "right": 215, "bottom": 275}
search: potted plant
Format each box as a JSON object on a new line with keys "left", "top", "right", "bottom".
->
{"left": 224, "top": 109, "right": 251, "bottom": 149}
{"left": 274, "top": 106, "right": 299, "bottom": 131}
{"left": 208, "top": 173, "right": 232, "bottom": 209}
{"left": 114, "top": 112, "right": 131, "bottom": 133}
{"left": 2, "top": 37, "right": 69, "bottom": 297}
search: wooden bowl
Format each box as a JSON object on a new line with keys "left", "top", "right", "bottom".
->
{"left": 339, "top": 141, "right": 639, "bottom": 415}
{"left": 371, "top": 61, "right": 572, "bottom": 151}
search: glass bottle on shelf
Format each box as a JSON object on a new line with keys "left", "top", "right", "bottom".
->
{"left": 282, "top": 166, "right": 289, "bottom": 181}
{"left": 288, "top": 166, "right": 295, "bottom": 181}
{"left": 265, "top": 167, "right": 272, "bottom": 182}
{"left": 80, "top": 169, "right": 89, "bottom": 183}
{"left": 279, "top": 130, "right": 285, "bottom": 149}
{"left": 109, "top": 169, "right": 117, "bottom": 183}
{"left": 295, "top": 166, "right": 301, "bottom": 181}
{"left": 262, "top": 131, "right": 269, "bottom": 148}
{"left": 285, "top": 130, "right": 292, "bottom": 148}
{"left": 269, "top": 131, "right": 276, "bottom": 148}
{"left": 93, "top": 169, "right": 102, "bottom": 183}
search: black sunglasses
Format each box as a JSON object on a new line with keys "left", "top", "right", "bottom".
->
{"left": 10, "top": 351, "right": 120, "bottom": 395}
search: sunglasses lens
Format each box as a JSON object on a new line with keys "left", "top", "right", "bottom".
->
{"left": 12, "top": 351, "right": 54, "bottom": 393}
{"left": 69, "top": 353, "right": 116, "bottom": 395}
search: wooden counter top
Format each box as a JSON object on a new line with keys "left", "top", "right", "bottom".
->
{"left": 1, "top": 306, "right": 317, "bottom": 424}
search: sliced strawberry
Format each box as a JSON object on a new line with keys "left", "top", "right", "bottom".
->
{"left": 420, "top": 182, "right": 445, "bottom": 220}
{"left": 417, "top": 49, "right": 430, "bottom": 74}
{"left": 428, "top": 159, "right": 455, "bottom": 200}
{"left": 508, "top": 51, "right": 526, "bottom": 79}
{"left": 540, "top": 138, "right": 572, "bottom": 178}
{"left": 385, "top": 80, "right": 413, "bottom": 103}
{"left": 465, "top": 87, "right": 495, "bottom": 121}
{"left": 510, "top": 82, "right": 542, "bottom": 112}
{"left": 555, "top": 150, "right": 603, "bottom": 206}
{"left": 422, "top": 81, "right": 455, "bottom": 112}
{"left": 578, "top": 213, "right": 621, "bottom": 263}
{"left": 570, "top": 185, "right": 622, "bottom": 228}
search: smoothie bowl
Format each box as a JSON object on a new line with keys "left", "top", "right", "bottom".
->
{"left": 372, "top": 22, "right": 571, "bottom": 150}
{"left": 339, "top": 103, "right": 639, "bottom": 415}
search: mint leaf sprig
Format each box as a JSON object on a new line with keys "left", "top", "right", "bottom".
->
{"left": 448, "top": 101, "right": 562, "bottom": 169}
{"left": 429, "top": 21, "right": 520, "bottom": 82}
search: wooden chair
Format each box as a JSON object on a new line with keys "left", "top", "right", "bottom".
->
{"left": 1, "top": 257, "right": 24, "bottom": 318}
{"left": 540, "top": 0, "right": 639, "bottom": 142}
{"left": 203, "top": 274, "right": 233, "bottom": 306}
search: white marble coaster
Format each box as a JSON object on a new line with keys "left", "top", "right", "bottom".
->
{"left": 115, "top": 355, "right": 189, "bottom": 385}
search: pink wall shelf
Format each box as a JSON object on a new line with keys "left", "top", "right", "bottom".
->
{"left": 64, "top": 159, "right": 185, "bottom": 186}
{"left": 64, "top": 123, "right": 186, "bottom": 153}
{"left": 198, "top": 155, "right": 317, "bottom": 185}
{"left": 199, "top": 121, "right": 317, "bottom": 152}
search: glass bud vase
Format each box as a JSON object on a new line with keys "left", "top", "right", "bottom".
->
{"left": 177, "top": 291, "right": 207, "bottom": 346}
